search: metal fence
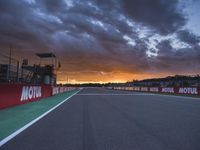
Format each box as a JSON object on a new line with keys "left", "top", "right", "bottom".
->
{"left": 0, "top": 52, "right": 20, "bottom": 83}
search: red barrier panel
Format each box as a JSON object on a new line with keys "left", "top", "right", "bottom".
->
{"left": 0, "top": 84, "right": 52, "bottom": 109}
{"left": 112, "top": 86, "right": 200, "bottom": 96}
{"left": 149, "top": 87, "right": 159, "bottom": 92}
{"left": 177, "top": 87, "right": 199, "bottom": 95}
{"left": 161, "top": 87, "right": 175, "bottom": 93}
{"left": 52, "top": 86, "right": 76, "bottom": 95}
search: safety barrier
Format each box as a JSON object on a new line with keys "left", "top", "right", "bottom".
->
{"left": 0, "top": 84, "right": 76, "bottom": 109}
{"left": 111, "top": 86, "right": 200, "bottom": 95}
{"left": 52, "top": 86, "right": 76, "bottom": 95}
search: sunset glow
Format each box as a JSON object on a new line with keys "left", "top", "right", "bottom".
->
{"left": 0, "top": 0, "right": 200, "bottom": 84}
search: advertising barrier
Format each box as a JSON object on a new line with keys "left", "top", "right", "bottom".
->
{"left": 0, "top": 84, "right": 76, "bottom": 109}
{"left": 52, "top": 86, "right": 76, "bottom": 95}
{"left": 0, "top": 84, "right": 52, "bottom": 109}
{"left": 112, "top": 86, "right": 200, "bottom": 95}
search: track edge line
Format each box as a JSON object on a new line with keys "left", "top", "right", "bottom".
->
{"left": 0, "top": 89, "right": 81, "bottom": 147}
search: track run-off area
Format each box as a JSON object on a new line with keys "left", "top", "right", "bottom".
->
{"left": 1, "top": 88, "right": 200, "bottom": 150}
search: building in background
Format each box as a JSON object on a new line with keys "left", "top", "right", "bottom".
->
{"left": 131, "top": 75, "right": 200, "bottom": 87}
{"left": 0, "top": 52, "right": 59, "bottom": 86}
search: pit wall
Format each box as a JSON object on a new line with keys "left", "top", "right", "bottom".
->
{"left": 111, "top": 87, "right": 200, "bottom": 95}
{"left": 0, "top": 84, "right": 76, "bottom": 109}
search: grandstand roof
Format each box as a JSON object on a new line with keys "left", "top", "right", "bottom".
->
{"left": 36, "top": 53, "right": 56, "bottom": 58}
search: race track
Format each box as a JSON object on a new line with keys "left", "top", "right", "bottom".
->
{"left": 1, "top": 88, "right": 200, "bottom": 150}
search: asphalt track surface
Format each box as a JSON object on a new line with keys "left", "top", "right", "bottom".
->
{"left": 1, "top": 88, "right": 200, "bottom": 150}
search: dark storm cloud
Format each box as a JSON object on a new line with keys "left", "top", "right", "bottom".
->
{"left": 38, "top": 0, "right": 67, "bottom": 12}
{"left": 0, "top": 0, "right": 199, "bottom": 78}
{"left": 122, "top": 0, "right": 186, "bottom": 35}
{"left": 151, "top": 40, "right": 200, "bottom": 73}
{"left": 0, "top": 0, "right": 64, "bottom": 50}
{"left": 177, "top": 30, "right": 200, "bottom": 45}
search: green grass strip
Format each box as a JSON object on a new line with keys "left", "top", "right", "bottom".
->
{"left": 0, "top": 90, "right": 78, "bottom": 141}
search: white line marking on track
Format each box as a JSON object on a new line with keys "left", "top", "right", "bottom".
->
{"left": 76, "top": 93, "right": 155, "bottom": 96}
{"left": 0, "top": 89, "right": 81, "bottom": 147}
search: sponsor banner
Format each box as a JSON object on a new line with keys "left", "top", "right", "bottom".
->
{"left": 0, "top": 84, "right": 76, "bottom": 109}
{"left": 114, "top": 87, "right": 123, "bottom": 90}
{"left": 52, "top": 87, "right": 60, "bottom": 95}
{"left": 161, "top": 87, "right": 175, "bottom": 93}
{"left": 178, "top": 87, "right": 199, "bottom": 95}
{"left": 0, "top": 84, "right": 51, "bottom": 109}
{"left": 107, "top": 87, "right": 113, "bottom": 90}
{"left": 52, "top": 86, "right": 76, "bottom": 95}
{"left": 20, "top": 86, "right": 42, "bottom": 101}
{"left": 149, "top": 87, "right": 159, "bottom": 92}
{"left": 140, "top": 87, "right": 148, "bottom": 92}
{"left": 133, "top": 87, "right": 140, "bottom": 91}
{"left": 125, "top": 87, "right": 134, "bottom": 91}
{"left": 112, "top": 86, "right": 200, "bottom": 95}
{"left": 113, "top": 87, "right": 118, "bottom": 90}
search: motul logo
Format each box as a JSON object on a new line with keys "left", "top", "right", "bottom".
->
{"left": 133, "top": 87, "right": 140, "bottom": 91}
{"left": 179, "top": 88, "right": 198, "bottom": 95}
{"left": 141, "top": 87, "right": 148, "bottom": 91}
{"left": 20, "top": 86, "right": 42, "bottom": 101}
{"left": 162, "top": 88, "right": 174, "bottom": 93}
{"left": 150, "top": 87, "right": 159, "bottom": 92}
{"left": 52, "top": 87, "right": 59, "bottom": 95}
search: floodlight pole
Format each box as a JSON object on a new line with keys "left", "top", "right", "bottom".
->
{"left": 8, "top": 44, "right": 12, "bottom": 82}
{"left": 16, "top": 61, "right": 19, "bottom": 83}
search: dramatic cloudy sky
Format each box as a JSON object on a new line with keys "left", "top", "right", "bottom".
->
{"left": 0, "top": 0, "right": 200, "bottom": 83}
